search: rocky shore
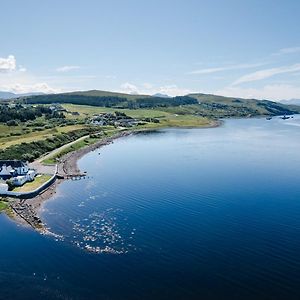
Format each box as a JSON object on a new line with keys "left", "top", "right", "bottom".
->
{"left": 7, "top": 130, "right": 133, "bottom": 231}
{"left": 58, "top": 130, "right": 132, "bottom": 175}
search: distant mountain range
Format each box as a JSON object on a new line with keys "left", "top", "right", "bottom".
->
{"left": 280, "top": 99, "right": 300, "bottom": 106}
{"left": 0, "top": 91, "right": 45, "bottom": 100}
{"left": 0, "top": 91, "right": 17, "bottom": 99}
{"left": 152, "top": 93, "right": 171, "bottom": 98}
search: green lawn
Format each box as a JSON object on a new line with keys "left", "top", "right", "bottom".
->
{"left": 13, "top": 174, "right": 52, "bottom": 192}
{"left": 0, "top": 200, "right": 8, "bottom": 211}
{"left": 63, "top": 104, "right": 172, "bottom": 119}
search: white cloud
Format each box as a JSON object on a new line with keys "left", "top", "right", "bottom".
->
{"left": 275, "top": 47, "right": 300, "bottom": 55}
{"left": 120, "top": 82, "right": 140, "bottom": 94}
{"left": 56, "top": 65, "right": 80, "bottom": 72}
{"left": 0, "top": 79, "right": 58, "bottom": 94}
{"left": 6, "top": 83, "right": 57, "bottom": 94}
{"left": 0, "top": 55, "right": 16, "bottom": 72}
{"left": 189, "top": 63, "right": 264, "bottom": 75}
{"left": 215, "top": 84, "right": 300, "bottom": 101}
{"left": 155, "top": 85, "right": 191, "bottom": 96}
{"left": 119, "top": 82, "right": 192, "bottom": 96}
{"left": 0, "top": 56, "right": 58, "bottom": 94}
{"left": 233, "top": 63, "right": 300, "bottom": 85}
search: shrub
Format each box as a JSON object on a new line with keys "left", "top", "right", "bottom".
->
{"left": 6, "top": 120, "right": 18, "bottom": 126}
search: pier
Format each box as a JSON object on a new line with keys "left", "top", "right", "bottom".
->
{"left": 57, "top": 173, "right": 87, "bottom": 180}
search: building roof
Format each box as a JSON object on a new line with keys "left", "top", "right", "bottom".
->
{"left": 0, "top": 160, "right": 27, "bottom": 168}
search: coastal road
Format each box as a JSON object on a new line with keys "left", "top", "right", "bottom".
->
{"left": 36, "top": 134, "right": 92, "bottom": 163}
{"left": 30, "top": 131, "right": 104, "bottom": 175}
{"left": 29, "top": 134, "right": 92, "bottom": 175}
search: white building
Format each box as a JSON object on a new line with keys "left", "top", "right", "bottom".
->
{"left": 10, "top": 169, "right": 36, "bottom": 187}
{"left": 0, "top": 160, "right": 36, "bottom": 188}
{"left": 0, "top": 160, "right": 29, "bottom": 179}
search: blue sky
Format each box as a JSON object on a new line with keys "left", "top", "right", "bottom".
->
{"left": 1, "top": 0, "right": 300, "bottom": 100}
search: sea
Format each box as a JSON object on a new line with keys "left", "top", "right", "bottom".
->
{"left": 1, "top": 115, "right": 300, "bottom": 299}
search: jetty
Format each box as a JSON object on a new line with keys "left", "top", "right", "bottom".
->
{"left": 57, "top": 173, "right": 87, "bottom": 180}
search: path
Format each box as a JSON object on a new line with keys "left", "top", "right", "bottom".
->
{"left": 29, "top": 134, "right": 91, "bottom": 175}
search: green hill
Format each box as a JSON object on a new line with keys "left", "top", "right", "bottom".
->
{"left": 184, "top": 93, "right": 300, "bottom": 118}
{"left": 63, "top": 89, "right": 150, "bottom": 100}
{"left": 19, "top": 90, "right": 300, "bottom": 118}
{"left": 22, "top": 91, "right": 198, "bottom": 109}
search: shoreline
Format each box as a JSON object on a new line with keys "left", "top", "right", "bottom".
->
{"left": 7, "top": 120, "right": 221, "bottom": 230}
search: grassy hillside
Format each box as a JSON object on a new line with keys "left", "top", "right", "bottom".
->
{"left": 63, "top": 104, "right": 212, "bottom": 128}
{"left": 22, "top": 90, "right": 197, "bottom": 109}
{"left": 64, "top": 90, "right": 149, "bottom": 100}
{"left": 19, "top": 90, "right": 300, "bottom": 118}
{"left": 186, "top": 93, "right": 300, "bottom": 117}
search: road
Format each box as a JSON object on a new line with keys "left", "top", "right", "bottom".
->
{"left": 29, "top": 134, "right": 91, "bottom": 175}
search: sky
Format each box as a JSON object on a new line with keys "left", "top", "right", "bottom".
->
{"left": 1, "top": 0, "right": 300, "bottom": 100}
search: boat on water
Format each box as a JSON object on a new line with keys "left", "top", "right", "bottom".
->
{"left": 281, "top": 115, "right": 290, "bottom": 120}
{"left": 266, "top": 117, "right": 272, "bottom": 120}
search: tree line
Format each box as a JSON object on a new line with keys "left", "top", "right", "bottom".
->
{"left": 0, "top": 104, "right": 65, "bottom": 124}
{"left": 0, "top": 127, "right": 98, "bottom": 162}
{"left": 23, "top": 94, "right": 198, "bottom": 108}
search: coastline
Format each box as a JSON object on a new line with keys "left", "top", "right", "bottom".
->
{"left": 56, "top": 119, "right": 221, "bottom": 177}
{"left": 31, "top": 130, "right": 133, "bottom": 214}
{"left": 7, "top": 120, "right": 221, "bottom": 230}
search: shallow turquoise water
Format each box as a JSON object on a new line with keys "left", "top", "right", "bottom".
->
{"left": 1, "top": 116, "right": 300, "bottom": 299}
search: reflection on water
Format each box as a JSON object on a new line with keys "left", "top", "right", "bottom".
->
{"left": 43, "top": 197, "right": 137, "bottom": 254}
{"left": 2, "top": 115, "right": 300, "bottom": 300}
{"left": 69, "top": 209, "right": 136, "bottom": 254}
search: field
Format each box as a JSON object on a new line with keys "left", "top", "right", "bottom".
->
{"left": 63, "top": 104, "right": 172, "bottom": 119}
{"left": 0, "top": 124, "right": 85, "bottom": 149}
{"left": 63, "top": 104, "right": 212, "bottom": 127}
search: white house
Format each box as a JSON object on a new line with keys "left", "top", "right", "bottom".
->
{"left": 0, "top": 160, "right": 36, "bottom": 188}
{"left": 0, "top": 160, "right": 29, "bottom": 179}
{"left": 11, "top": 176, "right": 27, "bottom": 186}
{"left": 10, "top": 169, "right": 36, "bottom": 187}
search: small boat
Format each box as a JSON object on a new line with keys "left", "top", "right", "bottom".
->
{"left": 266, "top": 117, "right": 272, "bottom": 120}
{"left": 281, "top": 115, "right": 290, "bottom": 120}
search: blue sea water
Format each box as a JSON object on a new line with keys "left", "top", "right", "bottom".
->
{"left": 1, "top": 116, "right": 300, "bottom": 299}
